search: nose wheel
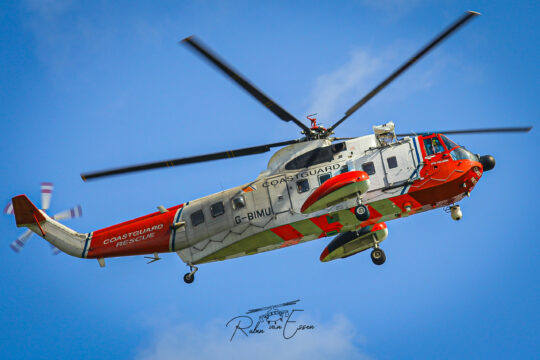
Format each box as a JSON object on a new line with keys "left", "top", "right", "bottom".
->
{"left": 183, "top": 263, "right": 198, "bottom": 284}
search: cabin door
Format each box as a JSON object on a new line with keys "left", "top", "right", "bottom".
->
{"left": 265, "top": 176, "right": 293, "bottom": 215}
{"left": 381, "top": 142, "right": 417, "bottom": 185}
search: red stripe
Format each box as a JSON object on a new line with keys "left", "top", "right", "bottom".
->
{"left": 309, "top": 214, "right": 343, "bottom": 234}
{"left": 388, "top": 194, "right": 422, "bottom": 212}
{"left": 270, "top": 224, "right": 303, "bottom": 241}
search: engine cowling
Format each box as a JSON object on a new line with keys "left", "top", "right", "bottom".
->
{"left": 320, "top": 222, "right": 388, "bottom": 262}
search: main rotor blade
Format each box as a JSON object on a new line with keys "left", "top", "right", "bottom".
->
{"left": 81, "top": 139, "right": 301, "bottom": 181}
{"left": 328, "top": 11, "right": 480, "bottom": 134}
{"left": 182, "top": 36, "right": 311, "bottom": 134}
{"left": 396, "top": 126, "right": 532, "bottom": 137}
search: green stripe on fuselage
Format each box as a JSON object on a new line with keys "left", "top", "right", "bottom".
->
{"left": 370, "top": 199, "right": 401, "bottom": 216}
{"left": 290, "top": 219, "right": 323, "bottom": 237}
{"left": 197, "top": 228, "right": 283, "bottom": 263}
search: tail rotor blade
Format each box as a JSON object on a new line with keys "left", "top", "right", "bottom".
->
{"left": 4, "top": 201, "right": 13, "bottom": 215}
{"left": 40, "top": 182, "right": 54, "bottom": 211}
{"left": 53, "top": 205, "right": 83, "bottom": 221}
{"left": 10, "top": 229, "right": 33, "bottom": 253}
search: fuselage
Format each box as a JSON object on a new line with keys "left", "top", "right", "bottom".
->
{"left": 79, "top": 132, "right": 484, "bottom": 265}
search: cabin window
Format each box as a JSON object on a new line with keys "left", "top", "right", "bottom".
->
{"left": 339, "top": 164, "right": 349, "bottom": 174}
{"left": 190, "top": 210, "right": 205, "bottom": 227}
{"left": 319, "top": 173, "right": 331, "bottom": 185}
{"left": 296, "top": 179, "right": 310, "bottom": 193}
{"left": 232, "top": 195, "right": 245, "bottom": 210}
{"left": 210, "top": 202, "right": 225, "bottom": 217}
{"left": 387, "top": 156, "right": 398, "bottom": 169}
{"left": 362, "top": 162, "right": 376, "bottom": 175}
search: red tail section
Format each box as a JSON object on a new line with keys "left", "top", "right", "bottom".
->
{"left": 85, "top": 204, "right": 184, "bottom": 258}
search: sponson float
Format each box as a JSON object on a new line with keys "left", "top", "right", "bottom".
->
{"left": 11, "top": 11, "right": 531, "bottom": 283}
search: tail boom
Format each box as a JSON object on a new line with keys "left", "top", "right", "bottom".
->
{"left": 11, "top": 194, "right": 186, "bottom": 260}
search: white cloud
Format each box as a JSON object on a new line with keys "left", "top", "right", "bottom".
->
{"left": 306, "top": 43, "right": 448, "bottom": 127}
{"left": 136, "top": 314, "right": 372, "bottom": 360}
{"left": 306, "top": 51, "right": 382, "bottom": 123}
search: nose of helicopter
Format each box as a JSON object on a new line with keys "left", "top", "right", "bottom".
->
{"left": 479, "top": 155, "right": 496, "bottom": 171}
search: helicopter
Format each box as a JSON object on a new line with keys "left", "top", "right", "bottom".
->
{"left": 10, "top": 11, "right": 532, "bottom": 284}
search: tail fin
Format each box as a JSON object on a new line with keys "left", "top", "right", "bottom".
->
{"left": 11, "top": 194, "right": 86, "bottom": 258}
{"left": 12, "top": 195, "right": 46, "bottom": 227}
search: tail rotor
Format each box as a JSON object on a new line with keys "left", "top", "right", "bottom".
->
{"left": 5, "top": 182, "right": 83, "bottom": 255}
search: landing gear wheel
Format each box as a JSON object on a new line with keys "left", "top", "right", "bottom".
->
{"left": 183, "top": 273, "right": 195, "bottom": 284}
{"left": 370, "top": 248, "right": 386, "bottom": 265}
{"left": 354, "top": 205, "right": 370, "bottom": 221}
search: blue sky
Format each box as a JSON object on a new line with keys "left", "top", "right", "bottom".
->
{"left": 1, "top": 1, "right": 539, "bottom": 359}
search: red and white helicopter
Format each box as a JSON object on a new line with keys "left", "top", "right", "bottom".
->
{"left": 10, "top": 11, "right": 531, "bottom": 283}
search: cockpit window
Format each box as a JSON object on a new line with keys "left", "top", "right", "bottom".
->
{"left": 423, "top": 137, "right": 444, "bottom": 156}
{"left": 285, "top": 143, "right": 347, "bottom": 170}
{"left": 450, "top": 147, "right": 479, "bottom": 162}
{"left": 441, "top": 135, "right": 459, "bottom": 151}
